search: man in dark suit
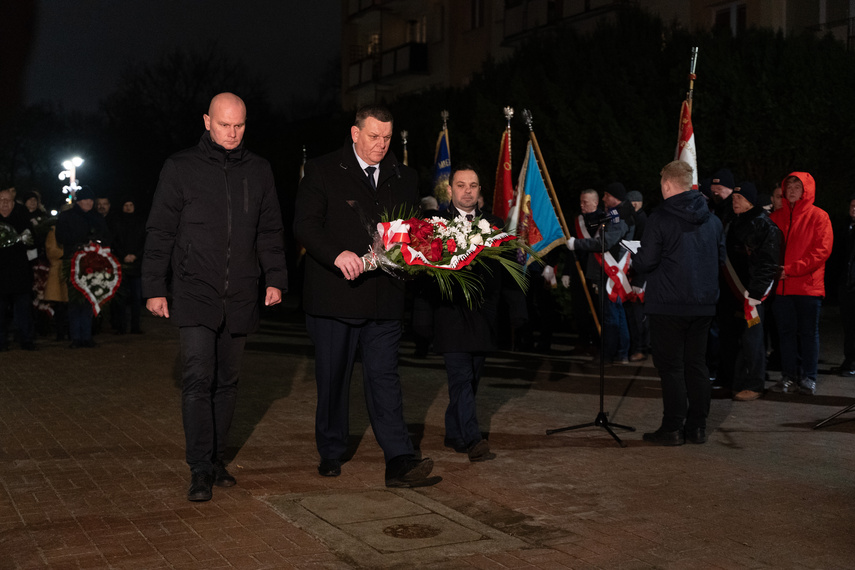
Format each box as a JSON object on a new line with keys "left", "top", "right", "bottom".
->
{"left": 294, "top": 105, "right": 435, "bottom": 487}
{"left": 432, "top": 164, "right": 501, "bottom": 461}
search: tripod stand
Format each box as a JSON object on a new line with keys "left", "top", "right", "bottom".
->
{"left": 813, "top": 402, "right": 855, "bottom": 429}
{"left": 547, "top": 218, "right": 635, "bottom": 447}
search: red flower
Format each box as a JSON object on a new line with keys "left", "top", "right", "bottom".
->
{"left": 406, "top": 218, "right": 434, "bottom": 241}
{"left": 447, "top": 239, "right": 457, "bottom": 253}
{"left": 428, "top": 239, "right": 443, "bottom": 261}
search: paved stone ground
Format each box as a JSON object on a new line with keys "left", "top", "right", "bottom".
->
{"left": 2, "top": 298, "right": 854, "bottom": 569}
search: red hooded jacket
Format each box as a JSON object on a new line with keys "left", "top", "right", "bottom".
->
{"left": 769, "top": 172, "right": 833, "bottom": 297}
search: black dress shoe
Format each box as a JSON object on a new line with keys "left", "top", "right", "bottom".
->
{"left": 642, "top": 428, "right": 685, "bottom": 446}
{"left": 385, "top": 456, "right": 435, "bottom": 488}
{"left": 187, "top": 471, "right": 213, "bottom": 502}
{"left": 685, "top": 427, "right": 707, "bottom": 444}
{"left": 443, "top": 437, "right": 468, "bottom": 453}
{"left": 213, "top": 462, "right": 237, "bottom": 487}
{"left": 318, "top": 458, "right": 341, "bottom": 477}
{"left": 466, "top": 439, "right": 496, "bottom": 462}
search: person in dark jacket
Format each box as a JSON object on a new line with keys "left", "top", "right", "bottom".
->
{"left": 0, "top": 187, "right": 36, "bottom": 350}
{"left": 830, "top": 194, "right": 855, "bottom": 376}
{"left": 711, "top": 167, "right": 736, "bottom": 226}
{"left": 293, "top": 104, "right": 435, "bottom": 488}
{"left": 624, "top": 189, "right": 649, "bottom": 361}
{"left": 565, "top": 189, "right": 603, "bottom": 355}
{"left": 717, "top": 182, "right": 782, "bottom": 401}
{"left": 566, "top": 182, "right": 634, "bottom": 364}
{"left": 142, "top": 92, "right": 288, "bottom": 502}
{"left": 55, "top": 187, "right": 110, "bottom": 348}
{"left": 633, "top": 160, "right": 725, "bottom": 446}
{"left": 112, "top": 199, "right": 146, "bottom": 334}
{"left": 432, "top": 164, "right": 499, "bottom": 462}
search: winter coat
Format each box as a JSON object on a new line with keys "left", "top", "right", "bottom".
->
{"left": 55, "top": 203, "right": 110, "bottom": 259}
{"left": 769, "top": 172, "right": 833, "bottom": 297}
{"left": 573, "top": 201, "right": 635, "bottom": 284}
{"left": 431, "top": 206, "right": 503, "bottom": 354}
{"left": 142, "top": 133, "right": 288, "bottom": 334}
{"left": 723, "top": 206, "right": 782, "bottom": 301}
{"left": 44, "top": 226, "right": 68, "bottom": 303}
{"left": 0, "top": 206, "right": 34, "bottom": 295}
{"left": 832, "top": 217, "right": 855, "bottom": 294}
{"left": 294, "top": 144, "right": 418, "bottom": 320}
{"left": 632, "top": 189, "right": 725, "bottom": 316}
{"left": 112, "top": 211, "right": 147, "bottom": 278}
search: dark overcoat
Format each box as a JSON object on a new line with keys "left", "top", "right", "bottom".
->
{"left": 294, "top": 144, "right": 418, "bottom": 320}
{"left": 0, "top": 206, "right": 33, "bottom": 295}
{"left": 431, "top": 206, "right": 504, "bottom": 354}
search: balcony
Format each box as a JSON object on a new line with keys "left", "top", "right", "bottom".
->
{"left": 347, "top": 42, "right": 429, "bottom": 88}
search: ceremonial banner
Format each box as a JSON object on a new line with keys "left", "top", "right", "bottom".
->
{"left": 675, "top": 100, "right": 698, "bottom": 190}
{"left": 516, "top": 142, "right": 565, "bottom": 263}
{"left": 492, "top": 128, "right": 514, "bottom": 222}
{"left": 432, "top": 128, "right": 451, "bottom": 206}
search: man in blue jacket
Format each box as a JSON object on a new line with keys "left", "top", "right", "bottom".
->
{"left": 632, "top": 160, "right": 725, "bottom": 446}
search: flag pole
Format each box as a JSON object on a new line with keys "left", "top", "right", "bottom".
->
{"left": 522, "top": 109, "right": 571, "bottom": 238}
{"left": 687, "top": 46, "right": 698, "bottom": 112}
{"left": 494, "top": 106, "right": 513, "bottom": 221}
{"left": 400, "top": 130, "right": 409, "bottom": 166}
{"left": 522, "top": 109, "right": 600, "bottom": 335}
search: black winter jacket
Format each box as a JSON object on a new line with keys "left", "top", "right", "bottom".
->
{"left": 142, "top": 133, "right": 288, "bottom": 333}
{"left": 55, "top": 203, "right": 111, "bottom": 260}
{"left": 294, "top": 144, "right": 418, "bottom": 320}
{"left": 573, "top": 201, "right": 635, "bottom": 283}
{"left": 0, "top": 206, "right": 34, "bottom": 295}
{"left": 633, "top": 189, "right": 725, "bottom": 316}
{"left": 112, "top": 211, "right": 147, "bottom": 278}
{"left": 723, "top": 206, "right": 781, "bottom": 302}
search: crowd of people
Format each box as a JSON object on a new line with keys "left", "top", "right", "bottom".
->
{"left": 0, "top": 186, "right": 148, "bottom": 350}
{"left": 536, "top": 162, "right": 848, "bottom": 445}
{"left": 2, "top": 92, "right": 852, "bottom": 501}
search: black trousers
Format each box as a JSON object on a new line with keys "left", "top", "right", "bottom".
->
{"left": 840, "top": 292, "right": 855, "bottom": 368}
{"left": 649, "top": 314, "right": 713, "bottom": 432}
{"left": 305, "top": 315, "right": 414, "bottom": 464}
{"left": 179, "top": 324, "right": 246, "bottom": 474}
{"left": 718, "top": 302, "right": 766, "bottom": 392}
{"left": 442, "top": 352, "right": 486, "bottom": 449}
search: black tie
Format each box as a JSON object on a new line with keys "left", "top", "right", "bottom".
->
{"left": 466, "top": 214, "right": 474, "bottom": 221}
{"left": 365, "top": 166, "right": 376, "bottom": 190}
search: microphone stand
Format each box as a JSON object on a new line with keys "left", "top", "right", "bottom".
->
{"left": 547, "top": 218, "right": 635, "bottom": 447}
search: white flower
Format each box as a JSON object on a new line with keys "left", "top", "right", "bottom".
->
{"left": 470, "top": 234, "right": 483, "bottom": 246}
{"left": 478, "top": 219, "right": 491, "bottom": 234}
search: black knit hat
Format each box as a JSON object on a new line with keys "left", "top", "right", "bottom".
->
{"left": 711, "top": 168, "right": 735, "bottom": 190}
{"left": 604, "top": 182, "right": 627, "bottom": 201}
{"left": 75, "top": 187, "right": 96, "bottom": 201}
{"left": 733, "top": 181, "right": 758, "bottom": 206}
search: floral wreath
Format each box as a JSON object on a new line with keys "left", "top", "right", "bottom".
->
{"left": 71, "top": 243, "right": 122, "bottom": 315}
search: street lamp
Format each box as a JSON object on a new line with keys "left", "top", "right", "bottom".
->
{"left": 59, "top": 156, "right": 84, "bottom": 203}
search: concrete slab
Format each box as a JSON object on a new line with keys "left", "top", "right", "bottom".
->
{"left": 264, "top": 488, "right": 526, "bottom": 567}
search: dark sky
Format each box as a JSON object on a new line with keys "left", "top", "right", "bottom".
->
{"left": 23, "top": 1, "right": 341, "bottom": 115}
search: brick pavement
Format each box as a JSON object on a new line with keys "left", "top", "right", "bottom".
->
{"left": 1, "top": 299, "right": 854, "bottom": 569}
